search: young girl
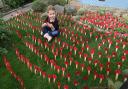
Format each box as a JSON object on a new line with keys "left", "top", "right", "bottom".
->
{"left": 41, "top": 5, "right": 59, "bottom": 42}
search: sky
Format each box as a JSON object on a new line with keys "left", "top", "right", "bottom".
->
{"left": 79, "top": 0, "right": 128, "bottom": 9}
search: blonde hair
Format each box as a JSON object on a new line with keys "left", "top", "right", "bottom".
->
{"left": 47, "top": 5, "right": 56, "bottom": 12}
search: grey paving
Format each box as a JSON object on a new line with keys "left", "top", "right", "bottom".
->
{"left": 2, "top": 3, "right": 32, "bottom": 21}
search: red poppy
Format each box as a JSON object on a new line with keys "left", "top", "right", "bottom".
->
{"left": 121, "top": 56, "right": 126, "bottom": 62}
{"left": 52, "top": 74, "right": 57, "bottom": 83}
{"left": 87, "top": 66, "right": 91, "bottom": 75}
{"left": 98, "top": 74, "right": 104, "bottom": 83}
{"left": 75, "top": 61, "right": 79, "bottom": 69}
{"left": 75, "top": 71, "right": 81, "bottom": 76}
{"left": 115, "top": 69, "right": 121, "bottom": 80}
{"left": 57, "top": 81, "right": 61, "bottom": 89}
{"left": 66, "top": 73, "right": 71, "bottom": 82}
{"left": 73, "top": 80, "right": 79, "bottom": 86}
{"left": 64, "top": 61, "right": 69, "bottom": 68}
{"left": 64, "top": 85, "right": 69, "bottom": 89}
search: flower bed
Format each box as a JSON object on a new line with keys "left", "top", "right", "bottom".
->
{"left": 2, "top": 12, "right": 128, "bottom": 89}
{"left": 79, "top": 11, "right": 128, "bottom": 36}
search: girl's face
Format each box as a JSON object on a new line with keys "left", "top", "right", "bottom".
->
{"left": 48, "top": 10, "right": 56, "bottom": 22}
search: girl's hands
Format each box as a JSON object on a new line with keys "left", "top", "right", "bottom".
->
{"left": 47, "top": 23, "right": 54, "bottom": 30}
{"left": 42, "top": 22, "right": 55, "bottom": 30}
{"left": 42, "top": 23, "right": 47, "bottom": 27}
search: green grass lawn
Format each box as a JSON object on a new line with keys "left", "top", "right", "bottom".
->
{"left": 0, "top": 12, "right": 128, "bottom": 89}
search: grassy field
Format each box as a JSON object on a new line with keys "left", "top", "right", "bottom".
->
{"left": 0, "top": 12, "right": 128, "bottom": 89}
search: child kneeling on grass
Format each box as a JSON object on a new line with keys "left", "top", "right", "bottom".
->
{"left": 41, "top": 5, "right": 59, "bottom": 42}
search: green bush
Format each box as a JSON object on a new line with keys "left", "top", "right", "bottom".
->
{"left": 4, "top": 0, "right": 34, "bottom": 8}
{"left": 31, "top": 0, "right": 47, "bottom": 12}
{"left": 32, "top": 0, "right": 67, "bottom": 12}
{"left": 5, "top": 0, "right": 24, "bottom": 8}
{"left": 0, "top": 47, "right": 8, "bottom": 55}
{"left": 114, "top": 28, "right": 128, "bottom": 33}
{"left": 48, "top": 0, "right": 67, "bottom": 6}
{"left": 0, "top": 18, "right": 12, "bottom": 55}
{"left": 98, "top": 9, "right": 105, "bottom": 15}
{"left": 23, "top": 0, "right": 34, "bottom": 3}
{"left": 77, "top": 8, "right": 86, "bottom": 16}
{"left": 126, "top": 20, "right": 128, "bottom": 25}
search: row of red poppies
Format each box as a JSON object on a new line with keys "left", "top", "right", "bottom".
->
{"left": 2, "top": 56, "right": 25, "bottom": 89}
{"left": 80, "top": 11, "right": 128, "bottom": 36}
{"left": 8, "top": 12, "right": 128, "bottom": 72}
{"left": 11, "top": 12, "right": 127, "bottom": 76}
{"left": 5, "top": 12, "right": 128, "bottom": 88}
{"left": 14, "top": 28, "right": 90, "bottom": 89}
{"left": 25, "top": 32, "right": 128, "bottom": 83}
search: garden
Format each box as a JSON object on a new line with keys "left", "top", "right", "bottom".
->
{"left": 0, "top": 0, "right": 128, "bottom": 89}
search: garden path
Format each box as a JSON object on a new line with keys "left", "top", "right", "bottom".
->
{"left": 2, "top": 3, "right": 32, "bottom": 21}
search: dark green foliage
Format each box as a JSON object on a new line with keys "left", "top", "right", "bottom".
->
{"left": 0, "top": 18, "right": 12, "bottom": 55}
{"left": 77, "top": 8, "right": 86, "bottom": 16}
{"left": 114, "top": 28, "right": 128, "bottom": 33}
{"left": 48, "top": 0, "right": 67, "bottom": 6}
{"left": 32, "top": 0, "right": 67, "bottom": 12}
{"left": 4, "top": 0, "right": 34, "bottom": 8}
{"left": 98, "top": 9, "right": 105, "bottom": 15}
{"left": 31, "top": 0, "right": 47, "bottom": 12}
{"left": 126, "top": 20, "right": 128, "bottom": 25}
